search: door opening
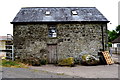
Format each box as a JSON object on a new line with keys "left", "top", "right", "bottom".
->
{"left": 47, "top": 44, "right": 57, "bottom": 63}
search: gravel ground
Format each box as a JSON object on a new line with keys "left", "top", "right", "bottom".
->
{"left": 29, "top": 54, "right": 120, "bottom": 78}
{"left": 2, "top": 67, "right": 73, "bottom": 78}
{"left": 0, "top": 54, "right": 119, "bottom": 78}
{"left": 30, "top": 64, "right": 119, "bottom": 78}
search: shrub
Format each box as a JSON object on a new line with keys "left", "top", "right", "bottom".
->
{"left": 15, "top": 48, "right": 49, "bottom": 66}
{"left": 58, "top": 57, "right": 74, "bottom": 66}
{"left": 40, "top": 59, "right": 47, "bottom": 65}
{"left": 108, "top": 42, "right": 112, "bottom": 47}
{"left": 31, "top": 58, "right": 41, "bottom": 66}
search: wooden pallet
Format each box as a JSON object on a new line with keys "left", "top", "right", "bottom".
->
{"left": 102, "top": 51, "right": 114, "bottom": 64}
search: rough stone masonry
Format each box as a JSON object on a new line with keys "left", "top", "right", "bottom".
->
{"left": 11, "top": 7, "right": 109, "bottom": 63}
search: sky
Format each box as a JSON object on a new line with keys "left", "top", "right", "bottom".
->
{"left": 0, "top": 0, "right": 119, "bottom": 36}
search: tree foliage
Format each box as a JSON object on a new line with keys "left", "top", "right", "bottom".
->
{"left": 116, "top": 25, "right": 120, "bottom": 35}
{"left": 108, "top": 30, "right": 118, "bottom": 42}
{"left": 108, "top": 25, "right": 120, "bottom": 42}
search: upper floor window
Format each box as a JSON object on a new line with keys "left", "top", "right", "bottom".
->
{"left": 48, "top": 25, "right": 57, "bottom": 37}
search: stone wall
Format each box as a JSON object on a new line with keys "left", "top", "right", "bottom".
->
{"left": 13, "top": 23, "right": 108, "bottom": 63}
{"left": 57, "top": 23, "right": 107, "bottom": 60}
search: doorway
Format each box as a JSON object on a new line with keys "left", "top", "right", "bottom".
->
{"left": 47, "top": 44, "right": 57, "bottom": 63}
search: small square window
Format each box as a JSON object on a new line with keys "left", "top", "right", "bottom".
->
{"left": 72, "top": 10, "right": 78, "bottom": 15}
{"left": 45, "top": 11, "right": 50, "bottom": 15}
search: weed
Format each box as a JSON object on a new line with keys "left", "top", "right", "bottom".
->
{"left": 1, "top": 60, "right": 28, "bottom": 68}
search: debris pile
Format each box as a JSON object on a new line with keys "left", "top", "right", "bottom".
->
{"left": 81, "top": 54, "right": 100, "bottom": 66}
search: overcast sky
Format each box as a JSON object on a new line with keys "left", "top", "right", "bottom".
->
{"left": 0, "top": 0, "right": 119, "bottom": 36}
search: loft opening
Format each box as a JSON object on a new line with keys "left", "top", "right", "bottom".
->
{"left": 48, "top": 25, "right": 57, "bottom": 37}
{"left": 45, "top": 11, "right": 51, "bottom": 15}
{"left": 71, "top": 10, "right": 78, "bottom": 15}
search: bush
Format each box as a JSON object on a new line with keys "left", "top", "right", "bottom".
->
{"left": 108, "top": 42, "right": 112, "bottom": 47}
{"left": 40, "top": 59, "right": 47, "bottom": 65}
{"left": 31, "top": 58, "right": 41, "bottom": 66}
{"left": 15, "top": 49, "right": 49, "bottom": 66}
{"left": 58, "top": 57, "right": 74, "bottom": 66}
{"left": 20, "top": 56, "right": 48, "bottom": 66}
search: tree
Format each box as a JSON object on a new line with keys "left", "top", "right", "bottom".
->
{"left": 116, "top": 25, "right": 120, "bottom": 35}
{"left": 108, "top": 30, "right": 118, "bottom": 42}
{"left": 107, "top": 25, "right": 120, "bottom": 47}
{"left": 108, "top": 25, "right": 120, "bottom": 42}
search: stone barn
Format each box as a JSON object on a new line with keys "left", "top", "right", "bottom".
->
{"left": 11, "top": 7, "right": 109, "bottom": 63}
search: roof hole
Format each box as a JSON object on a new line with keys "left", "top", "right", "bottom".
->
{"left": 72, "top": 10, "right": 78, "bottom": 15}
{"left": 45, "top": 11, "right": 50, "bottom": 15}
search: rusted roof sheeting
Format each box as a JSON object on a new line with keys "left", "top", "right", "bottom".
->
{"left": 11, "top": 7, "right": 109, "bottom": 23}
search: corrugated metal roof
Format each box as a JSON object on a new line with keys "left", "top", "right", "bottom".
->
{"left": 11, "top": 7, "right": 109, "bottom": 23}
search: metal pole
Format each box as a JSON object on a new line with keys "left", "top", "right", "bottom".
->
{"left": 101, "top": 25, "right": 104, "bottom": 51}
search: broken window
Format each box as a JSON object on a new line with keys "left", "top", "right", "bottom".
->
{"left": 48, "top": 25, "right": 57, "bottom": 37}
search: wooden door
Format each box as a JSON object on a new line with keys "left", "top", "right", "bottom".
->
{"left": 47, "top": 44, "right": 57, "bottom": 63}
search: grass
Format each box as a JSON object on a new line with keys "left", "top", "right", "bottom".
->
{"left": 0, "top": 59, "right": 28, "bottom": 68}
{"left": 56, "top": 72, "right": 64, "bottom": 75}
{"left": 112, "top": 53, "right": 120, "bottom": 55}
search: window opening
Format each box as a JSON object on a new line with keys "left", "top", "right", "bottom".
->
{"left": 48, "top": 26, "right": 57, "bottom": 37}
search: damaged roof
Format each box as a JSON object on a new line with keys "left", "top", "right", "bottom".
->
{"left": 11, "top": 7, "right": 109, "bottom": 23}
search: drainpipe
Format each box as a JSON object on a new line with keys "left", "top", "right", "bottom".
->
{"left": 101, "top": 25, "right": 104, "bottom": 51}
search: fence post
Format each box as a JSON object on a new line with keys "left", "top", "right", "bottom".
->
{"left": 115, "top": 47, "right": 117, "bottom": 54}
